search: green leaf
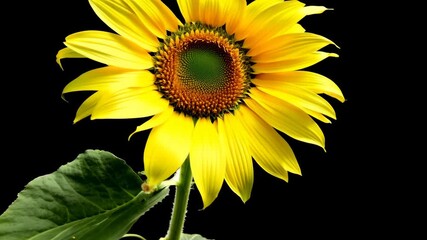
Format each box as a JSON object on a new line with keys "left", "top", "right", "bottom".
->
{"left": 181, "top": 233, "right": 211, "bottom": 240}
{"left": 0, "top": 149, "right": 169, "bottom": 240}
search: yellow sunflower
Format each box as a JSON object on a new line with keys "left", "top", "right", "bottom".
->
{"left": 57, "top": 0, "right": 344, "bottom": 208}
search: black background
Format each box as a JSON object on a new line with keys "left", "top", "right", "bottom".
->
{"left": 1, "top": 1, "right": 417, "bottom": 239}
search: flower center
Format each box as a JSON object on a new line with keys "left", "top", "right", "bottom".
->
{"left": 180, "top": 43, "right": 227, "bottom": 91}
{"left": 154, "top": 23, "right": 251, "bottom": 120}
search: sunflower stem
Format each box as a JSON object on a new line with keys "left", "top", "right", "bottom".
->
{"left": 164, "top": 157, "right": 192, "bottom": 240}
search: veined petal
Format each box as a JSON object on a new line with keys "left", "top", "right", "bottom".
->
{"left": 236, "top": 106, "right": 300, "bottom": 177}
{"left": 253, "top": 80, "right": 337, "bottom": 120}
{"left": 178, "top": 0, "right": 247, "bottom": 33}
{"left": 273, "top": 4, "right": 329, "bottom": 36}
{"left": 63, "top": 67, "right": 155, "bottom": 94}
{"left": 301, "top": 109, "right": 332, "bottom": 123}
{"left": 218, "top": 114, "right": 253, "bottom": 203}
{"left": 177, "top": 0, "right": 200, "bottom": 23}
{"left": 89, "top": 0, "right": 159, "bottom": 52}
{"left": 254, "top": 5, "right": 329, "bottom": 39}
{"left": 223, "top": 0, "right": 246, "bottom": 35}
{"left": 198, "top": 0, "right": 221, "bottom": 26}
{"left": 73, "top": 92, "right": 103, "bottom": 123}
{"left": 91, "top": 87, "right": 168, "bottom": 119}
{"left": 144, "top": 112, "right": 194, "bottom": 186}
{"left": 245, "top": 88, "right": 325, "bottom": 150}
{"left": 248, "top": 32, "right": 337, "bottom": 60}
{"left": 234, "top": 0, "right": 284, "bottom": 40}
{"left": 195, "top": 0, "right": 246, "bottom": 29}
{"left": 129, "top": 105, "right": 174, "bottom": 139}
{"left": 190, "top": 118, "right": 225, "bottom": 209}
{"left": 303, "top": 6, "right": 329, "bottom": 15}
{"left": 242, "top": 1, "right": 306, "bottom": 48}
{"left": 64, "top": 30, "right": 154, "bottom": 70}
{"left": 286, "top": 24, "right": 306, "bottom": 34}
{"left": 253, "top": 51, "right": 338, "bottom": 74}
{"left": 256, "top": 71, "right": 345, "bottom": 102}
{"left": 125, "top": 0, "right": 181, "bottom": 38}
{"left": 56, "top": 47, "right": 86, "bottom": 70}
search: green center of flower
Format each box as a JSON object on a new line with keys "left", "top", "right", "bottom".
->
{"left": 154, "top": 22, "right": 252, "bottom": 120}
{"left": 180, "top": 45, "right": 227, "bottom": 90}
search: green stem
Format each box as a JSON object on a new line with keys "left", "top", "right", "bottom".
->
{"left": 164, "top": 157, "right": 193, "bottom": 240}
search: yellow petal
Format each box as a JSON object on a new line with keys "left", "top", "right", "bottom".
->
{"left": 234, "top": 0, "right": 283, "bottom": 40}
{"left": 73, "top": 92, "right": 102, "bottom": 123}
{"left": 249, "top": 32, "right": 337, "bottom": 60}
{"left": 197, "top": 0, "right": 221, "bottom": 26}
{"left": 222, "top": 0, "right": 246, "bottom": 35}
{"left": 56, "top": 47, "right": 86, "bottom": 70}
{"left": 194, "top": 0, "right": 246, "bottom": 29}
{"left": 218, "top": 114, "right": 253, "bottom": 203}
{"left": 245, "top": 88, "right": 325, "bottom": 150}
{"left": 63, "top": 67, "right": 154, "bottom": 94}
{"left": 274, "top": 4, "right": 329, "bottom": 36}
{"left": 253, "top": 79, "right": 336, "bottom": 120}
{"left": 242, "top": 1, "right": 306, "bottom": 48}
{"left": 190, "top": 118, "right": 225, "bottom": 209}
{"left": 177, "top": 0, "right": 199, "bottom": 23}
{"left": 125, "top": 0, "right": 181, "bottom": 38}
{"left": 144, "top": 112, "right": 194, "bottom": 186}
{"left": 129, "top": 106, "right": 174, "bottom": 139}
{"left": 237, "top": 106, "right": 300, "bottom": 177}
{"left": 64, "top": 30, "right": 154, "bottom": 70}
{"left": 91, "top": 88, "right": 168, "bottom": 119}
{"left": 256, "top": 71, "right": 345, "bottom": 103}
{"left": 303, "top": 6, "right": 329, "bottom": 15}
{"left": 301, "top": 109, "right": 332, "bottom": 124}
{"left": 253, "top": 51, "right": 338, "bottom": 74}
{"left": 89, "top": 0, "right": 159, "bottom": 52}
{"left": 286, "top": 24, "right": 306, "bottom": 34}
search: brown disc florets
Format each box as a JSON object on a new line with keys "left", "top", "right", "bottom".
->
{"left": 154, "top": 22, "right": 252, "bottom": 120}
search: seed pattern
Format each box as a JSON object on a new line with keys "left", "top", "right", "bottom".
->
{"left": 154, "top": 23, "right": 252, "bottom": 120}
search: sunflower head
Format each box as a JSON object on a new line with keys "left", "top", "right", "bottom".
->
{"left": 57, "top": 0, "right": 344, "bottom": 209}
{"left": 154, "top": 22, "right": 252, "bottom": 121}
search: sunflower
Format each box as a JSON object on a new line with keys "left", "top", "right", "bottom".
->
{"left": 57, "top": 0, "right": 344, "bottom": 208}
